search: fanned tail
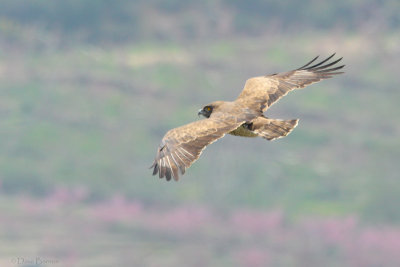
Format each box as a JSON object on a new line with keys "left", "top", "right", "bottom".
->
{"left": 251, "top": 117, "right": 299, "bottom": 141}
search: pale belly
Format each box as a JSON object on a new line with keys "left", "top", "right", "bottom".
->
{"left": 229, "top": 124, "right": 258, "bottom": 137}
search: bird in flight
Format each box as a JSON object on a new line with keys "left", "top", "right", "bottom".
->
{"left": 151, "top": 54, "right": 344, "bottom": 181}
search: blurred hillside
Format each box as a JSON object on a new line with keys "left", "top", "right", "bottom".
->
{"left": 0, "top": 0, "right": 399, "bottom": 222}
{"left": 1, "top": 1, "right": 400, "bottom": 266}
{"left": 1, "top": 0, "right": 400, "bottom": 44}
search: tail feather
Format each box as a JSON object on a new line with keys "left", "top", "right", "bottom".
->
{"left": 251, "top": 117, "right": 299, "bottom": 141}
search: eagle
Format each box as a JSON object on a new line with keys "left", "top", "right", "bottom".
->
{"left": 151, "top": 54, "right": 344, "bottom": 181}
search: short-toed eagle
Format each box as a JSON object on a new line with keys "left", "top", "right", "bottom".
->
{"left": 151, "top": 54, "right": 344, "bottom": 181}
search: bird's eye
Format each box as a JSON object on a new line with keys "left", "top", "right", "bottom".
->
{"left": 205, "top": 106, "right": 211, "bottom": 112}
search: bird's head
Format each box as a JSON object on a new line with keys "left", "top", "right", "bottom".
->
{"left": 198, "top": 101, "right": 224, "bottom": 118}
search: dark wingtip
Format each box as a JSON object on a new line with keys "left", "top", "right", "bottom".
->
{"left": 303, "top": 53, "right": 337, "bottom": 70}
{"left": 152, "top": 163, "right": 159, "bottom": 176}
{"left": 297, "top": 55, "right": 319, "bottom": 70}
{"left": 298, "top": 54, "right": 345, "bottom": 76}
{"left": 165, "top": 168, "right": 172, "bottom": 181}
{"left": 159, "top": 164, "right": 165, "bottom": 179}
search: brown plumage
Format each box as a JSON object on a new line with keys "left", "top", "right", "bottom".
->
{"left": 151, "top": 54, "right": 345, "bottom": 181}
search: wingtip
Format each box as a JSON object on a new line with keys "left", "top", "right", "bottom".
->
{"left": 151, "top": 162, "right": 159, "bottom": 176}
{"left": 297, "top": 55, "right": 319, "bottom": 70}
{"left": 293, "top": 119, "right": 299, "bottom": 128}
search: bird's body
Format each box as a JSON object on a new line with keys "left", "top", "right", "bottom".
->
{"left": 229, "top": 123, "right": 258, "bottom": 137}
{"left": 151, "top": 54, "right": 345, "bottom": 181}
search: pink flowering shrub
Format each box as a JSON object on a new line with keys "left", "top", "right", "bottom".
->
{"left": 6, "top": 191, "right": 400, "bottom": 266}
{"left": 235, "top": 248, "right": 270, "bottom": 267}
{"left": 91, "top": 194, "right": 143, "bottom": 222}
{"left": 231, "top": 209, "right": 285, "bottom": 235}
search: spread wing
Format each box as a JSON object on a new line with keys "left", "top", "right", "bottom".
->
{"left": 150, "top": 113, "right": 244, "bottom": 181}
{"left": 235, "top": 54, "right": 345, "bottom": 113}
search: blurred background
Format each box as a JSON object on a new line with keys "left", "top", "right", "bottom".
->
{"left": 0, "top": 0, "right": 399, "bottom": 266}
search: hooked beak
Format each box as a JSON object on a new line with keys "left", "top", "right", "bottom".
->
{"left": 198, "top": 109, "right": 204, "bottom": 117}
